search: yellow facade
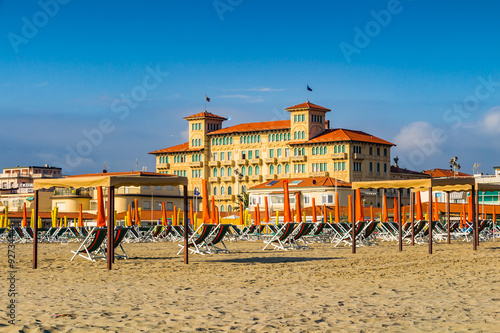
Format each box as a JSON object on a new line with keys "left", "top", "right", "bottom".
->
{"left": 151, "top": 102, "right": 394, "bottom": 212}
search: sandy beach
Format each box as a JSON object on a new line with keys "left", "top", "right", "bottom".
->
{"left": 1, "top": 239, "right": 499, "bottom": 332}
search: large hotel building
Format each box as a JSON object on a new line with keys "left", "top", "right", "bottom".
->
{"left": 149, "top": 101, "right": 395, "bottom": 212}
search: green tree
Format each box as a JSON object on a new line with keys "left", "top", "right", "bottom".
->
{"left": 235, "top": 192, "right": 249, "bottom": 211}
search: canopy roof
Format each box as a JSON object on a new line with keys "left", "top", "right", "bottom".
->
{"left": 34, "top": 171, "right": 188, "bottom": 190}
{"left": 352, "top": 177, "right": 500, "bottom": 193}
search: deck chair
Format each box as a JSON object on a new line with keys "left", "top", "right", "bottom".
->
{"left": 290, "top": 222, "right": 315, "bottom": 249}
{"left": 0, "top": 228, "right": 7, "bottom": 242}
{"left": 263, "top": 223, "right": 297, "bottom": 250}
{"left": 333, "top": 221, "right": 367, "bottom": 247}
{"left": 70, "top": 228, "right": 107, "bottom": 262}
{"left": 98, "top": 227, "right": 130, "bottom": 259}
{"left": 205, "top": 224, "right": 232, "bottom": 254}
{"left": 403, "top": 221, "right": 425, "bottom": 243}
{"left": 177, "top": 224, "right": 217, "bottom": 255}
{"left": 358, "top": 221, "right": 379, "bottom": 246}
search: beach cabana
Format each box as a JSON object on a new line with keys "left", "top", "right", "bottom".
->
{"left": 352, "top": 178, "right": 500, "bottom": 254}
{"left": 33, "top": 171, "right": 188, "bottom": 270}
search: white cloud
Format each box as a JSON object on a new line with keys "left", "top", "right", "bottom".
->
{"left": 479, "top": 107, "right": 500, "bottom": 135}
{"left": 393, "top": 121, "right": 441, "bottom": 153}
{"left": 219, "top": 94, "right": 252, "bottom": 99}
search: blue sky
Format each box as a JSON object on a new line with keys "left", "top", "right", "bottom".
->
{"left": 1, "top": 0, "right": 500, "bottom": 175}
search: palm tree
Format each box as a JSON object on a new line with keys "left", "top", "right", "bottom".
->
{"left": 234, "top": 192, "right": 249, "bottom": 211}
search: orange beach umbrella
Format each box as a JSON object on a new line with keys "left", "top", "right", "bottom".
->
{"left": 434, "top": 197, "right": 439, "bottom": 222}
{"left": 370, "top": 206, "right": 374, "bottom": 221}
{"left": 96, "top": 186, "right": 106, "bottom": 227}
{"left": 295, "top": 193, "right": 302, "bottom": 223}
{"left": 415, "top": 191, "right": 423, "bottom": 221}
{"left": 467, "top": 194, "right": 473, "bottom": 222}
{"left": 22, "top": 203, "right": 27, "bottom": 228}
{"left": 355, "top": 189, "right": 363, "bottom": 222}
{"left": 78, "top": 204, "right": 83, "bottom": 227}
{"left": 255, "top": 204, "right": 261, "bottom": 225}
{"left": 202, "top": 179, "right": 211, "bottom": 223}
{"left": 312, "top": 197, "right": 317, "bottom": 223}
{"left": 264, "top": 196, "right": 270, "bottom": 222}
{"left": 393, "top": 196, "right": 399, "bottom": 223}
{"left": 162, "top": 202, "right": 167, "bottom": 226}
{"left": 382, "top": 194, "right": 388, "bottom": 223}
{"left": 239, "top": 202, "right": 244, "bottom": 225}
{"left": 283, "top": 180, "right": 291, "bottom": 223}
{"left": 492, "top": 204, "right": 496, "bottom": 224}
{"left": 211, "top": 197, "right": 216, "bottom": 224}
{"left": 347, "top": 195, "right": 352, "bottom": 223}
{"left": 334, "top": 192, "right": 340, "bottom": 223}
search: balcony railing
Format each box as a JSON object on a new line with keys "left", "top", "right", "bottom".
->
{"left": 189, "top": 161, "right": 203, "bottom": 168}
{"left": 291, "top": 156, "right": 307, "bottom": 162}
{"left": 209, "top": 177, "right": 220, "bottom": 183}
{"left": 265, "top": 174, "right": 277, "bottom": 180}
{"left": 221, "top": 176, "right": 235, "bottom": 182}
{"left": 53, "top": 189, "right": 91, "bottom": 197}
{"left": 264, "top": 158, "right": 276, "bottom": 164}
{"left": 353, "top": 153, "right": 364, "bottom": 160}
{"left": 158, "top": 163, "right": 170, "bottom": 169}
{"left": 277, "top": 157, "right": 291, "bottom": 163}
{"left": 219, "top": 195, "right": 235, "bottom": 201}
{"left": 221, "top": 160, "right": 234, "bottom": 167}
{"left": 248, "top": 158, "right": 262, "bottom": 165}
{"left": 310, "top": 172, "right": 329, "bottom": 177}
{"left": 237, "top": 160, "right": 248, "bottom": 166}
{"left": 208, "top": 161, "right": 220, "bottom": 167}
{"left": 331, "top": 153, "right": 347, "bottom": 160}
{"left": 249, "top": 175, "right": 262, "bottom": 182}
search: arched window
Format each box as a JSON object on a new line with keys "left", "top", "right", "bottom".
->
{"left": 268, "top": 134, "right": 271, "bottom": 142}
{"left": 257, "top": 135, "right": 260, "bottom": 143}
{"left": 285, "top": 164, "right": 290, "bottom": 174}
{"left": 320, "top": 147, "right": 324, "bottom": 155}
{"left": 213, "top": 168, "right": 218, "bottom": 177}
{"left": 230, "top": 137, "right": 233, "bottom": 144}
{"left": 228, "top": 167, "right": 232, "bottom": 176}
{"left": 228, "top": 186, "right": 232, "bottom": 195}
{"left": 220, "top": 205, "right": 225, "bottom": 212}
{"left": 221, "top": 186, "right": 225, "bottom": 195}
{"left": 287, "top": 133, "right": 290, "bottom": 140}
{"left": 342, "top": 145, "right": 346, "bottom": 153}
{"left": 241, "top": 166, "right": 246, "bottom": 175}
{"left": 228, "top": 205, "right": 232, "bottom": 212}
{"left": 277, "top": 164, "right": 282, "bottom": 174}
{"left": 302, "top": 148, "right": 305, "bottom": 155}
{"left": 324, "top": 147, "right": 327, "bottom": 154}
{"left": 301, "top": 131, "right": 305, "bottom": 139}
{"left": 334, "top": 146, "right": 337, "bottom": 153}
{"left": 213, "top": 187, "right": 217, "bottom": 196}
{"left": 255, "top": 165, "right": 260, "bottom": 175}
{"left": 248, "top": 166, "right": 253, "bottom": 175}
{"left": 270, "top": 165, "right": 275, "bottom": 174}
{"left": 294, "top": 132, "right": 297, "bottom": 139}
{"left": 251, "top": 136, "right": 254, "bottom": 143}
{"left": 220, "top": 167, "right": 225, "bottom": 177}
{"left": 280, "top": 133, "right": 283, "bottom": 141}
{"left": 272, "top": 134, "right": 275, "bottom": 142}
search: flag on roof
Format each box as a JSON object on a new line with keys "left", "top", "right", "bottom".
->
{"left": 307, "top": 85, "right": 312, "bottom": 92}
{"left": 205, "top": 94, "right": 211, "bottom": 102}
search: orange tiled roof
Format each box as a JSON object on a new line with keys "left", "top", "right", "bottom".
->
{"left": 184, "top": 111, "right": 227, "bottom": 121}
{"left": 250, "top": 176, "right": 351, "bottom": 190}
{"left": 285, "top": 101, "right": 331, "bottom": 112}
{"left": 289, "top": 128, "right": 395, "bottom": 146}
{"left": 208, "top": 120, "right": 290, "bottom": 135}
{"left": 423, "top": 168, "right": 472, "bottom": 178}
{"left": 149, "top": 142, "right": 204, "bottom": 154}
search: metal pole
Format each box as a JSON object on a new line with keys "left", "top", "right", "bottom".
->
{"left": 472, "top": 185, "right": 477, "bottom": 251}
{"left": 398, "top": 188, "right": 402, "bottom": 252}
{"left": 410, "top": 191, "right": 415, "bottom": 246}
{"left": 446, "top": 192, "right": 451, "bottom": 244}
{"left": 428, "top": 187, "right": 433, "bottom": 254}
{"left": 352, "top": 190, "right": 356, "bottom": 254}
{"left": 183, "top": 184, "right": 189, "bottom": 264}
{"left": 33, "top": 190, "right": 39, "bottom": 269}
{"left": 107, "top": 186, "right": 115, "bottom": 270}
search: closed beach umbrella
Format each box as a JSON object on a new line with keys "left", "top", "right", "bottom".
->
{"left": 347, "top": 195, "right": 352, "bottom": 223}
{"left": 78, "top": 204, "right": 83, "bottom": 227}
{"left": 402, "top": 206, "right": 406, "bottom": 225}
{"left": 255, "top": 205, "right": 260, "bottom": 225}
{"left": 127, "top": 204, "right": 132, "bottom": 227}
{"left": 323, "top": 204, "right": 327, "bottom": 222}
{"left": 312, "top": 197, "right": 317, "bottom": 223}
{"left": 22, "top": 203, "right": 27, "bottom": 228}
{"left": 215, "top": 206, "right": 220, "bottom": 225}
{"left": 492, "top": 204, "right": 496, "bottom": 224}
{"left": 202, "top": 179, "right": 211, "bottom": 223}
{"left": 415, "top": 191, "right": 423, "bottom": 221}
{"left": 295, "top": 193, "right": 302, "bottom": 223}
{"left": 173, "top": 205, "right": 178, "bottom": 226}
{"left": 189, "top": 200, "right": 194, "bottom": 226}
{"left": 370, "top": 206, "right": 374, "bottom": 222}
{"left": 283, "top": 180, "right": 291, "bottom": 223}
{"left": 355, "top": 189, "right": 363, "bottom": 222}
{"left": 382, "top": 194, "right": 389, "bottom": 223}
{"left": 335, "top": 192, "right": 340, "bottom": 223}
{"left": 434, "top": 197, "right": 439, "bottom": 222}
{"left": 264, "top": 196, "right": 270, "bottom": 223}
{"left": 467, "top": 195, "right": 473, "bottom": 222}
{"left": 239, "top": 202, "right": 244, "bottom": 225}
{"left": 162, "top": 202, "right": 167, "bottom": 226}
{"left": 134, "top": 198, "right": 139, "bottom": 226}
{"left": 96, "top": 186, "right": 106, "bottom": 227}
{"left": 393, "top": 196, "right": 399, "bottom": 223}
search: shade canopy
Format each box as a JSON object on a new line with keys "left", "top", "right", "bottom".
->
{"left": 34, "top": 171, "right": 188, "bottom": 190}
{"left": 353, "top": 177, "right": 500, "bottom": 193}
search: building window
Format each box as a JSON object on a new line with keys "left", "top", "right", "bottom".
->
{"left": 248, "top": 166, "right": 253, "bottom": 176}
{"left": 277, "top": 148, "right": 282, "bottom": 158}
{"left": 369, "top": 162, "right": 373, "bottom": 172}
{"left": 213, "top": 168, "right": 218, "bottom": 177}
{"left": 255, "top": 165, "right": 260, "bottom": 175}
{"left": 285, "top": 148, "right": 290, "bottom": 157}
{"left": 377, "top": 163, "right": 380, "bottom": 173}
{"left": 384, "top": 163, "right": 387, "bottom": 173}
{"left": 285, "top": 164, "right": 290, "bottom": 174}
{"left": 241, "top": 166, "right": 246, "bottom": 175}
{"left": 220, "top": 152, "right": 225, "bottom": 161}
{"left": 270, "top": 165, "right": 274, "bottom": 174}
{"left": 220, "top": 167, "right": 225, "bottom": 177}
{"left": 384, "top": 148, "right": 387, "bottom": 157}
{"left": 221, "top": 186, "right": 225, "bottom": 195}
{"left": 248, "top": 150, "right": 253, "bottom": 159}
{"left": 228, "top": 151, "right": 232, "bottom": 160}
{"left": 213, "top": 153, "right": 218, "bottom": 161}
{"left": 269, "top": 149, "right": 274, "bottom": 158}
{"left": 241, "top": 151, "right": 246, "bottom": 159}
{"left": 369, "top": 147, "right": 373, "bottom": 155}
{"left": 277, "top": 164, "right": 282, "bottom": 174}
{"left": 255, "top": 150, "right": 260, "bottom": 158}
{"left": 228, "top": 167, "right": 232, "bottom": 176}
{"left": 377, "top": 148, "right": 380, "bottom": 156}
{"left": 213, "top": 187, "right": 217, "bottom": 196}
{"left": 304, "top": 195, "right": 310, "bottom": 204}
{"left": 322, "top": 194, "right": 334, "bottom": 204}
{"left": 228, "top": 186, "right": 232, "bottom": 195}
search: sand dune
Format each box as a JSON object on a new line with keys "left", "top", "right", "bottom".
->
{"left": 1, "top": 240, "right": 499, "bottom": 332}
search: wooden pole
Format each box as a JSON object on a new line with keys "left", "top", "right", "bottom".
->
{"left": 33, "top": 190, "right": 39, "bottom": 269}
{"left": 107, "top": 186, "right": 115, "bottom": 270}
{"left": 352, "top": 191, "right": 356, "bottom": 254}
{"left": 410, "top": 191, "right": 415, "bottom": 246}
{"left": 446, "top": 192, "right": 451, "bottom": 244}
{"left": 428, "top": 187, "right": 433, "bottom": 254}
{"left": 183, "top": 185, "right": 189, "bottom": 264}
{"left": 398, "top": 189, "right": 402, "bottom": 252}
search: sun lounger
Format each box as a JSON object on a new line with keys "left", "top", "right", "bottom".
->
{"left": 333, "top": 221, "right": 367, "bottom": 247}
{"left": 71, "top": 228, "right": 108, "bottom": 262}
{"left": 263, "top": 222, "right": 297, "bottom": 250}
{"left": 289, "top": 222, "right": 315, "bottom": 249}
{"left": 177, "top": 224, "right": 217, "bottom": 255}
{"left": 205, "top": 224, "right": 232, "bottom": 254}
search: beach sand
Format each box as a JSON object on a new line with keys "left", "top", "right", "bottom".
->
{"left": 1, "top": 239, "right": 499, "bottom": 332}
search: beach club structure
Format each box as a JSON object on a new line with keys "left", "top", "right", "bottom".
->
{"left": 32, "top": 172, "right": 189, "bottom": 269}
{"left": 149, "top": 101, "right": 397, "bottom": 212}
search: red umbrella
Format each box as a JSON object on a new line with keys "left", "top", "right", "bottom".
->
{"left": 347, "top": 195, "right": 352, "bottom": 223}
{"left": 467, "top": 194, "right": 473, "bottom": 222}
{"left": 370, "top": 206, "right": 374, "bottom": 221}
{"left": 189, "top": 200, "right": 194, "bottom": 226}
{"left": 415, "top": 191, "right": 423, "bottom": 221}
{"left": 283, "top": 180, "right": 291, "bottom": 223}
{"left": 96, "top": 186, "right": 106, "bottom": 227}
{"left": 493, "top": 204, "right": 496, "bottom": 224}
{"left": 335, "top": 192, "right": 340, "bottom": 223}
{"left": 162, "top": 202, "right": 167, "bottom": 226}
{"left": 255, "top": 204, "right": 261, "bottom": 225}
{"left": 312, "top": 197, "right": 317, "bottom": 223}
{"left": 402, "top": 206, "right": 406, "bottom": 225}
{"left": 202, "top": 179, "right": 211, "bottom": 223}
{"left": 127, "top": 204, "right": 132, "bottom": 227}
{"left": 173, "top": 205, "right": 178, "bottom": 226}
{"left": 355, "top": 189, "right": 363, "bottom": 222}
{"left": 134, "top": 197, "right": 139, "bottom": 226}
{"left": 78, "top": 204, "right": 83, "bottom": 227}
{"left": 295, "top": 193, "right": 302, "bottom": 223}
{"left": 323, "top": 204, "right": 327, "bottom": 222}
{"left": 22, "top": 203, "right": 27, "bottom": 228}
{"left": 382, "top": 194, "right": 388, "bottom": 223}
{"left": 264, "top": 196, "right": 270, "bottom": 223}
{"left": 215, "top": 206, "right": 220, "bottom": 225}
{"left": 434, "top": 197, "right": 439, "bottom": 222}
{"left": 393, "top": 196, "right": 399, "bottom": 223}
